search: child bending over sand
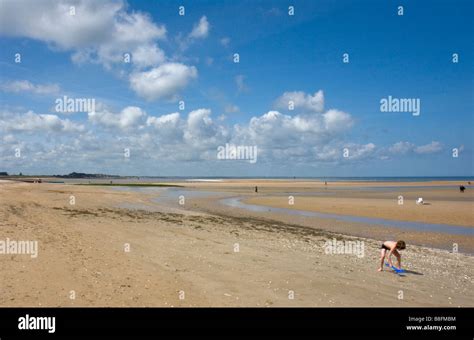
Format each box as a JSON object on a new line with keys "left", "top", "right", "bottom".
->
{"left": 378, "top": 240, "right": 406, "bottom": 272}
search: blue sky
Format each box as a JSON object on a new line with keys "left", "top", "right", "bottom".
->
{"left": 0, "top": 0, "right": 472, "bottom": 176}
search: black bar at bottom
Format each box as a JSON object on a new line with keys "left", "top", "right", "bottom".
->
{"left": 0, "top": 307, "right": 471, "bottom": 339}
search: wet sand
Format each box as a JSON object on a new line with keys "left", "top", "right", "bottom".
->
{"left": 167, "top": 179, "right": 474, "bottom": 253}
{"left": 0, "top": 180, "right": 473, "bottom": 307}
{"left": 243, "top": 195, "right": 473, "bottom": 227}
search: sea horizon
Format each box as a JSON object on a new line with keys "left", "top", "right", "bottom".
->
{"left": 25, "top": 175, "right": 474, "bottom": 183}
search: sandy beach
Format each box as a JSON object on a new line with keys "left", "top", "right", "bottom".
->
{"left": 0, "top": 179, "right": 473, "bottom": 307}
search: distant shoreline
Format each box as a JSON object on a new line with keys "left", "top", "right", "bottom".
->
{"left": 1, "top": 175, "right": 473, "bottom": 183}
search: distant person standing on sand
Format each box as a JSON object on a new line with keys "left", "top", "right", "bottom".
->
{"left": 255, "top": 186, "right": 258, "bottom": 193}
{"left": 378, "top": 240, "right": 406, "bottom": 272}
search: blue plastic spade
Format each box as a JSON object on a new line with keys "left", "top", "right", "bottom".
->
{"left": 385, "top": 262, "right": 405, "bottom": 274}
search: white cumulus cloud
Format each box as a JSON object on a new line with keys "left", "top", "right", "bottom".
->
{"left": 388, "top": 141, "right": 443, "bottom": 155}
{"left": 130, "top": 44, "right": 166, "bottom": 69}
{"left": 414, "top": 141, "right": 443, "bottom": 154}
{"left": 184, "top": 108, "right": 227, "bottom": 147}
{"left": 129, "top": 63, "right": 198, "bottom": 101}
{"left": 274, "top": 90, "right": 325, "bottom": 113}
{"left": 323, "top": 109, "right": 354, "bottom": 133}
{"left": 88, "top": 106, "right": 146, "bottom": 130}
{"left": 389, "top": 141, "right": 415, "bottom": 154}
{"left": 1, "top": 110, "right": 83, "bottom": 133}
{"left": 0, "top": 0, "right": 167, "bottom": 69}
{"left": 344, "top": 143, "right": 376, "bottom": 160}
{"left": 1, "top": 80, "right": 60, "bottom": 95}
{"left": 189, "top": 16, "right": 210, "bottom": 39}
{"left": 147, "top": 112, "right": 180, "bottom": 128}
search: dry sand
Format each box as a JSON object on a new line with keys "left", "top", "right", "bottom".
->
{"left": 0, "top": 180, "right": 473, "bottom": 307}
